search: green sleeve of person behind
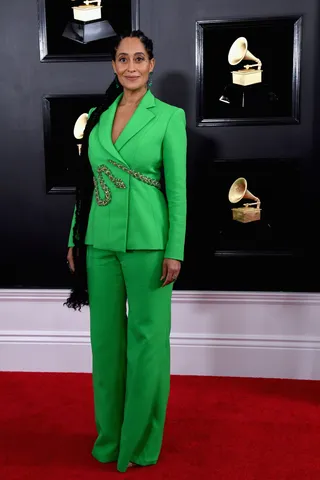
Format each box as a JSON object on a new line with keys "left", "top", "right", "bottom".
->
{"left": 68, "top": 107, "right": 96, "bottom": 248}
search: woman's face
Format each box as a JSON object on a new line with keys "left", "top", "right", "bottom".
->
{"left": 112, "top": 37, "right": 155, "bottom": 92}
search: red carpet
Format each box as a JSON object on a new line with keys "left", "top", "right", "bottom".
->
{"left": 1, "top": 373, "right": 320, "bottom": 479}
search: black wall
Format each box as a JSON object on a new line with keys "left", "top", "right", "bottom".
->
{"left": 0, "top": 0, "right": 319, "bottom": 291}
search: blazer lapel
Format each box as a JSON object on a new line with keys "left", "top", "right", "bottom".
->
{"left": 115, "top": 90, "right": 156, "bottom": 151}
{"left": 95, "top": 90, "right": 156, "bottom": 165}
{"left": 96, "top": 93, "right": 128, "bottom": 165}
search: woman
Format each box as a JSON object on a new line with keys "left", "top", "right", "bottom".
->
{"left": 65, "top": 30, "right": 187, "bottom": 473}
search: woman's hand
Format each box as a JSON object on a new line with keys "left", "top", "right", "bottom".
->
{"left": 67, "top": 247, "right": 75, "bottom": 273}
{"left": 161, "top": 258, "right": 181, "bottom": 287}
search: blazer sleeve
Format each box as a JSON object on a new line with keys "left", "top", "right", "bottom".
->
{"left": 67, "top": 107, "right": 96, "bottom": 248}
{"left": 162, "top": 108, "right": 187, "bottom": 261}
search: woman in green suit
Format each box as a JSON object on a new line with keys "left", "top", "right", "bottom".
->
{"left": 65, "top": 30, "right": 187, "bottom": 473}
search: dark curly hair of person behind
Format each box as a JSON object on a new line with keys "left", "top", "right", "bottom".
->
{"left": 64, "top": 30, "right": 154, "bottom": 311}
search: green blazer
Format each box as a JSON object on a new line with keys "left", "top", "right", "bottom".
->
{"left": 68, "top": 89, "right": 187, "bottom": 261}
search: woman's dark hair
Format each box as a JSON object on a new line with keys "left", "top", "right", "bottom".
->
{"left": 64, "top": 30, "right": 154, "bottom": 311}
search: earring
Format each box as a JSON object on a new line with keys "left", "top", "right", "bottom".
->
{"left": 114, "top": 73, "right": 119, "bottom": 88}
{"left": 148, "top": 72, "right": 153, "bottom": 88}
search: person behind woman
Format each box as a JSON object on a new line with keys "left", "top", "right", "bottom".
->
{"left": 65, "top": 29, "right": 187, "bottom": 473}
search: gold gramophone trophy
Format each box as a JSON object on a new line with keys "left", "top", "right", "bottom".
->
{"left": 63, "top": 0, "right": 116, "bottom": 44}
{"left": 228, "top": 37, "right": 262, "bottom": 87}
{"left": 228, "top": 177, "right": 261, "bottom": 223}
{"left": 73, "top": 112, "right": 89, "bottom": 155}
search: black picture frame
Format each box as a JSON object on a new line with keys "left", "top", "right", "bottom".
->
{"left": 42, "top": 94, "right": 105, "bottom": 194}
{"left": 38, "top": 0, "right": 140, "bottom": 62}
{"left": 208, "top": 157, "right": 306, "bottom": 259}
{"left": 196, "top": 15, "right": 302, "bottom": 126}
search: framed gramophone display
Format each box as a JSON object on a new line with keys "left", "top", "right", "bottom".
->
{"left": 38, "top": 0, "right": 139, "bottom": 62}
{"left": 195, "top": 16, "right": 302, "bottom": 126}
{"left": 42, "top": 94, "right": 104, "bottom": 193}
{"left": 208, "top": 158, "right": 306, "bottom": 258}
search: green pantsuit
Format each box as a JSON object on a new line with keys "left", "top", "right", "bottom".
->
{"left": 87, "top": 247, "right": 173, "bottom": 472}
{"left": 68, "top": 90, "right": 187, "bottom": 472}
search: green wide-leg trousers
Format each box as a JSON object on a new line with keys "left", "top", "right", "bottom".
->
{"left": 86, "top": 247, "right": 173, "bottom": 473}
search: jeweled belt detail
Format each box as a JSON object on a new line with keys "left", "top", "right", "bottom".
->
{"left": 94, "top": 160, "right": 161, "bottom": 206}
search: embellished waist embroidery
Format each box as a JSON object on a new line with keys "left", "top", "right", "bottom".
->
{"left": 93, "top": 160, "right": 161, "bottom": 206}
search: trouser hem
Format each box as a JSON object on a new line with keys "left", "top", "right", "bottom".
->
{"left": 92, "top": 450, "right": 118, "bottom": 464}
